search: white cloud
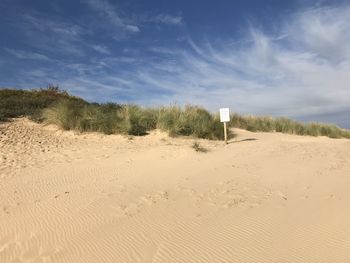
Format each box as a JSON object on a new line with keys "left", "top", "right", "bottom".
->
{"left": 91, "top": 45, "right": 110, "bottom": 54}
{"left": 96, "top": 5, "right": 350, "bottom": 125}
{"left": 6, "top": 4, "right": 350, "bottom": 127}
{"left": 125, "top": 25, "right": 140, "bottom": 33}
{"left": 4, "top": 48, "right": 49, "bottom": 61}
{"left": 153, "top": 14, "right": 183, "bottom": 25}
{"left": 287, "top": 7, "right": 350, "bottom": 62}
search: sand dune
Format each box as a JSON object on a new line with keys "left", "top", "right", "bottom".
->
{"left": 1, "top": 118, "right": 350, "bottom": 262}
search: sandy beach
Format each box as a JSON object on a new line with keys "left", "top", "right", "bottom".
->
{"left": 1, "top": 118, "right": 350, "bottom": 263}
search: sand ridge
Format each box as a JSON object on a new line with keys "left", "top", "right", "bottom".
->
{"left": 1, "top": 118, "right": 350, "bottom": 262}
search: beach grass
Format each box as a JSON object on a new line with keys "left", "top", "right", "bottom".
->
{"left": 1, "top": 87, "right": 349, "bottom": 139}
{"left": 192, "top": 142, "right": 209, "bottom": 152}
{"left": 229, "top": 114, "right": 350, "bottom": 139}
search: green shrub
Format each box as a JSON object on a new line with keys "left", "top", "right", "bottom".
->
{"left": 343, "top": 130, "right": 350, "bottom": 139}
{"left": 0, "top": 86, "right": 78, "bottom": 122}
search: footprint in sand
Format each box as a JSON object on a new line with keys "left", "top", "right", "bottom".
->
{"left": 53, "top": 191, "right": 70, "bottom": 199}
{"left": 277, "top": 191, "right": 288, "bottom": 200}
{"left": 140, "top": 191, "right": 169, "bottom": 205}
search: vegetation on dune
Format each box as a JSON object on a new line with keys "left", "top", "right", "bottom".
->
{"left": 230, "top": 114, "right": 350, "bottom": 139}
{"left": 44, "top": 101, "right": 228, "bottom": 139}
{"left": 192, "top": 142, "right": 208, "bottom": 153}
{"left": 156, "top": 105, "right": 228, "bottom": 140}
{"left": 1, "top": 87, "right": 349, "bottom": 139}
{"left": 0, "top": 85, "right": 82, "bottom": 122}
{"left": 44, "top": 100, "right": 126, "bottom": 135}
{"left": 0, "top": 87, "right": 226, "bottom": 138}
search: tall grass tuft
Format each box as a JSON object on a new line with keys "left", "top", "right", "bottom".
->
{"left": 156, "top": 105, "right": 229, "bottom": 140}
{"left": 44, "top": 100, "right": 128, "bottom": 135}
{"left": 192, "top": 142, "right": 208, "bottom": 152}
{"left": 123, "top": 105, "right": 157, "bottom": 135}
{"left": 43, "top": 102, "right": 143, "bottom": 135}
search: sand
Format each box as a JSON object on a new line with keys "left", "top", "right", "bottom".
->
{"left": 1, "top": 118, "right": 350, "bottom": 263}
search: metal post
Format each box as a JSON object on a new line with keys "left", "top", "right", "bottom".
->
{"left": 224, "top": 122, "right": 227, "bottom": 144}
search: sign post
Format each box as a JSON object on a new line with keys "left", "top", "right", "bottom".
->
{"left": 219, "top": 108, "right": 230, "bottom": 144}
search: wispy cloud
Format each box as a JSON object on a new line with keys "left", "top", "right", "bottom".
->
{"left": 82, "top": 0, "right": 140, "bottom": 33}
{"left": 83, "top": 0, "right": 183, "bottom": 36}
{"left": 91, "top": 45, "right": 110, "bottom": 54}
{"left": 152, "top": 14, "right": 183, "bottom": 25}
{"left": 287, "top": 6, "right": 350, "bottom": 63}
{"left": 64, "top": 5, "right": 348, "bottom": 125}
{"left": 15, "top": 14, "right": 89, "bottom": 57}
{"left": 4, "top": 48, "right": 49, "bottom": 61}
{"left": 3, "top": 4, "right": 350, "bottom": 127}
{"left": 23, "top": 14, "right": 87, "bottom": 40}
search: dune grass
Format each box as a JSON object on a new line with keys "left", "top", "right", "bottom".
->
{"left": 44, "top": 100, "right": 124, "bottom": 134}
{"left": 44, "top": 101, "right": 228, "bottom": 139}
{"left": 192, "top": 142, "right": 208, "bottom": 152}
{"left": 156, "top": 105, "right": 227, "bottom": 140}
{"left": 1, "top": 87, "right": 349, "bottom": 139}
{"left": 0, "top": 85, "right": 81, "bottom": 122}
{"left": 230, "top": 114, "right": 350, "bottom": 139}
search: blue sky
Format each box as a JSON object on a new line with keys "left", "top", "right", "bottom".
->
{"left": 1, "top": 0, "right": 350, "bottom": 128}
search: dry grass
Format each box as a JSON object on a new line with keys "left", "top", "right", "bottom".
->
{"left": 191, "top": 142, "right": 208, "bottom": 152}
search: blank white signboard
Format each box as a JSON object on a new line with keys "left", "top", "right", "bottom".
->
{"left": 220, "top": 108, "right": 230, "bottom": 122}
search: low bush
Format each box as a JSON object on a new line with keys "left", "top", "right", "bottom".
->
{"left": 0, "top": 86, "right": 80, "bottom": 122}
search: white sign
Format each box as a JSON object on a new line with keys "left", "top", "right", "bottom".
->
{"left": 219, "top": 108, "right": 230, "bottom": 122}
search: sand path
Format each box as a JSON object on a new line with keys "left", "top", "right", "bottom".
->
{"left": 1, "top": 118, "right": 350, "bottom": 262}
